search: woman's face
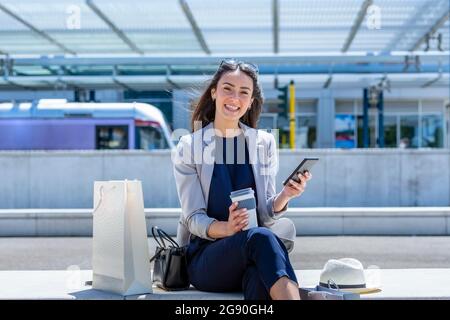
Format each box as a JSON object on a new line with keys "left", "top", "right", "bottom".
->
{"left": 211, "top": 69, "right": 254, "bottom": 123}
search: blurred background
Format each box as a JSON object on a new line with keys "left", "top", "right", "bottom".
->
{"left": 0, "top": 0, "right": 448, "bottom": 151}
{"left": 0, "top": 0, "right": 449, "bottom": 270}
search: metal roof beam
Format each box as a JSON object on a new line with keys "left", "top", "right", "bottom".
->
{"left": 0, "top": 73, "right": 447, "bottom": 91}
{"left": 341, "top": 0, "right": 373, "bottom": 52}
{"left": 85, "top": 0, "right": 144, "bottom": 55}
{"left": 60, "top": 66, "right": 74, "bottom": 75}
{"left": 39, "top": 66, "right": 57, "bottom": 75}
{"left": 410, "top": 9, "right": 450, "bottom": 51}
{"left": 112, "top": 66, "right": 135, "bottom": 91}
{"left": 2, "top": 58, "right": 31, "bottom": 89}
{"left": 49, "top": 78, "right": 83, "bottom": 91}
{"left": 11, "top": 52, "right": 450, "bottom": 67}
{"left": 323, "top": 75, "right": 332, "bottom": 88}
{"left": 421, "top": 73, "right": 442, "bottom": 88}
{"left": 0, "top": 3, "right": 76, "bottom": 55}
{"left": 166, "top": 66, "right": 181, "bottom": 89}
{"left": 2, "top": 78, "right": 32, "bottom": 89}
{"left": 112, "top": 78, "right": 135, "bottom": 91}
{"left": 272, "top": 0, "right": 279, "bottom": 54}
{"left": 178, "top": 0, "right": 210, "bottom": 55}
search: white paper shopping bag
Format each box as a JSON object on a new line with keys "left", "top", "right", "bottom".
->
{"left": 92, "top": 180, "right": 152, "bottom": 296}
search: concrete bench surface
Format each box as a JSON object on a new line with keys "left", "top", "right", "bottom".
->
{"left": 1, "top": 269, "right": 450, "bottom": 300}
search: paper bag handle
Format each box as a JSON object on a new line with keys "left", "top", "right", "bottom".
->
{"left": 92, "top": 186, "right": 105, "bottom": 214}
{"left": 92, "top": 181, "right": 127, "bottom": 215}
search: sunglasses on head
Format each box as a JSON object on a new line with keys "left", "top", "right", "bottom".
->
{"left": 219, "top": 59, "right": 259, "bottom": 74}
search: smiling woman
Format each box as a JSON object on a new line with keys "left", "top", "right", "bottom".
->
{"left": 173, "top": 59, "right": 312, "bottom": 300}
{"left": 190, "top": 59, "right": 264, "bottom": 133}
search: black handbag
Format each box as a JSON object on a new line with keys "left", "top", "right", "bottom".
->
{"left": 150, "top": 226, "right": 190, "bottom": 291}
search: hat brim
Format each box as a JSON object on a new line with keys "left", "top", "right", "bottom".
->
{"left": 339, "top": 287, "right": 381, "bottom": 294}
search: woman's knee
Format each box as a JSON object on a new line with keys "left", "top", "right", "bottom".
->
{"left": 246, "top": 227, "right": 277, "bottom": 245}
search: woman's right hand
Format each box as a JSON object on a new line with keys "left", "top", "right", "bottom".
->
{"left": 226, "top": 202, "right": 249, "bottom": 236}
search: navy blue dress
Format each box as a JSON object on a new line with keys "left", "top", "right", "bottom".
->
{"left": 208, "top": 134, "right": 259, "bottom": 224}
{"left": 186, "top": 133, "right": 297, "bottom": 300}
{"left": 187, "top": 134, "right": 259, "bottom": 254}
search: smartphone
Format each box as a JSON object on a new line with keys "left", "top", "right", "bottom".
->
{"left": 282, "top": 158, "right": 319, "bottom": 186}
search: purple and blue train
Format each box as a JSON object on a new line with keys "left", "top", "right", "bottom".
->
{"left": 0, "top": 99, "right": 174, "bottom": 150}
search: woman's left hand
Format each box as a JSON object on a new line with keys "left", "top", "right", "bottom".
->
{"left": 281, "top": 171, "right": 312, "bottom": 199}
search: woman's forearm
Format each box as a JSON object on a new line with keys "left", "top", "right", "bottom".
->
{"left": 207, "top": 220, "right": 230, "bottom": 239}
{"left": 273, "top": 191, "right": 291, "bottom": 213}
{"left": 207, "top": 193, "right": 290, "bottom": 238}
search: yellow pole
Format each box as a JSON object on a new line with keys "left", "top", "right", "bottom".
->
{"left": 289, "top": 80, "right": 295, "bottom": 149}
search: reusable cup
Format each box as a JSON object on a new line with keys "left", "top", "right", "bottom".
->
{"left": 230, "top": 188, "right": 258, "bottom": 230}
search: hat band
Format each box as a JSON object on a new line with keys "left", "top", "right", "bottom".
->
{"left": 319, "top": 282, "right": 366, "bottom": 289}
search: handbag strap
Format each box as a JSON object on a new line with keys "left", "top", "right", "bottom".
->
{"left": 149, "top": 247, "right": 164, "bottom": 263}
{"left": 156, "top": 227, "right": 179, "bottom": 248}
{"left": 149, "top": 226, "right": 181, "bottom": 263}
{"left": 151, "top": 226, "right": 166, "bottom": 248}
{"left": 151, "top": 226, "right": 180, "bottom": 248}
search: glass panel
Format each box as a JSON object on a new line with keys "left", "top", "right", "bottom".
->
{"left": 0, "top": 0, "right": 108, "bottom": 30}
{"left": 281, "top": 0, "right": 361, "bottom": 52}
{"left": 0, "top": 0, "right": 445, "bottom": 55}
{"left": 350, "top": 0, "right": 437, "bottom": 52}
{"left": 385, "top": 100, "right": 418, "bottom": 113}
{"left": 136, "top": 126, "right": 168, "bottom": 150}
{"left": 421, "top": 100, "right": 444, "bottom": 113}
{"left": 335, "top": 114, "right": 355, "bottom": 148}
{"left": 335, "top": 100, "right": 354, "bottom": 114}
{"left": 394, "top": 0, "right": 450, "bottom": 51}
{"left": 0, "top": 33, "right": 63, "bottom": 54}
{"left": 421, "top": 114, "right": 443, "bottom": 148}
{"left": 50, "top": 32, "right": 130, "bottom": 54}
{"left": 400, "top": 115, "right": 419, "bottom": 148}
{"left": 96, "top": 125, "right": 128, "bottom": 149}
{"left": 383, "top": 115, "right": 397, "bottom": 148}
{"left": 297, "top": 99, "right": 317, "bottom": 113}
{"left": 297, "top": 115, "right": 317, "bottom": 148}
{"left": 189, "top": 0, "right": 272, "bottom": 53}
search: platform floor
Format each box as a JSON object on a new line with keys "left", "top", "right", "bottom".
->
{"left": 2, "top": 269, "right": 450, "bottom": 300}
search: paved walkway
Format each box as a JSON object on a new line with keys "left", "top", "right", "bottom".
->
{"left": 1, "top": 236, "right": 449, "bottom": 270}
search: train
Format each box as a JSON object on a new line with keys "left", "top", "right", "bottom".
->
{"left": 0, "top": 99, "right": 175, "bottom": 150}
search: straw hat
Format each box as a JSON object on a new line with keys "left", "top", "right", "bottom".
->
{"left": 319, "top": 258, "right": 381, "bottom": 294}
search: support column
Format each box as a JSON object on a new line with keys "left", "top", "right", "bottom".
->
{"left": 377, "top": 91, "right": 384, "bottom": 148}
{"left": 363, "top": 88, "right": 369, "bottom": 148}
{"left": 317, "top": 89, "right": 335, "bottom": 148}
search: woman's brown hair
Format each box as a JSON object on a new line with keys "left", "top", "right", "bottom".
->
{"left": 190, "top": 60, "right": 264, "bottom": 132}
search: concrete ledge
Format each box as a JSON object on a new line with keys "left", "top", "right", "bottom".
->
{"left": 1, "top": 269, "right": 450, "bottom": 300}
{"left": 2, "top": 149, "right": 450, "bottom": 208}
{"left": 0, "top": 207, "right": 449, "bottom": 236}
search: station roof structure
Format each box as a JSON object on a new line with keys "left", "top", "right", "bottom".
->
{"left": 0, "top": 0, "right": 448, "bottom": 90}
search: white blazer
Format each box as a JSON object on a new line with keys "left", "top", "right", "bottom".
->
{"left": 172, "top": 121, "right": 296, "bottom": 251}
